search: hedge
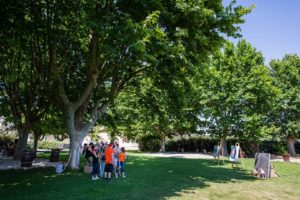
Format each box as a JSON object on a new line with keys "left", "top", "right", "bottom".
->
{"left": 39, "top": 141, "right": 65, "bottom": 149}
{"left": 138, "top": 135, "right": 161, "bottom": 152}
{"left": 0, "top": 135, "right": 16, "bottom": 146}
{"left": 139, "top": 136, "right": 300, "bottom": 157}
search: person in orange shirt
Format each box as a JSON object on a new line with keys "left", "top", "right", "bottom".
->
{"left": 104, "top": 143, "right": 114, "bottom": 181}
{"left": 119, "top": 147, "right": 126, "bottom": 177}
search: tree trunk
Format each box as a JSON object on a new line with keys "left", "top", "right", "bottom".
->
{"left": 64, "top": 102, "right": 109, "bottom": 169}
{"left": 160, "top": 139, "right": 166, "bottom": 152}
{"left": 69, "top": 133, "right": 83, "bottom": 169}
{"left": 287, "top": 135, "right": 296, "bottom": 156}
{"left": 65, "top": 108, "right": 82, "bottom": 169}
{"left": 14, "top": 132, "right": 29, "bottom": 160}
{"left": 159, "top": 134, "right": 166, "bottom": 152}
{"left": 256, "top": 143, "right": 260, "bottom": 152}
{"left": 220, "top": 138, "right": 229, "bottom": 156}
{"left": 65, "top": 107, "right": 89, "bottom": 169}
{"left": 33, "top": 133, "right": 39, "bottom": 158}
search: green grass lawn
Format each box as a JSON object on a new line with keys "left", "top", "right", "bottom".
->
{"left": 1, "top": 154, "right": 300, "bottom": 200}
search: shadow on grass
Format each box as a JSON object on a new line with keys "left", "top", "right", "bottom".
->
{"left": 0, "top": 155, "right": 256, "bottom": 200}
{"left": 124, "top": 156, "right": 255, "bottom": 199}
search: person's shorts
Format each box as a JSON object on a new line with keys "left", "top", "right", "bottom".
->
{"left": 105, "top": 164, "right": 113, "bottom": 173}
{"left": 113, "top": 158, "right": 119, "bottom": 167}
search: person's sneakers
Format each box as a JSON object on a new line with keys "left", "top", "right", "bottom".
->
{"left": 92, "top": 176, "right": 99, "bottom": 180}
{"left": 122, "top": 175, "right": 126, "bottom": 178}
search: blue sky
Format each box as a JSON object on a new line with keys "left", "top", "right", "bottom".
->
{"left": 224, "top": 0, "right": 300, "bottom": 64}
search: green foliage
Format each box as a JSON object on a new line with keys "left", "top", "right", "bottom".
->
{"left": 198, "top": 40, "right": 278, "bottom": 141}
{"left": 38, "top": 107, "right": 68, "bottom": 141}
{"left": 0, "top": 0, "right": 253, "bottom": 164}
{"left": 0, "top": 0, "right": 53, "bottom": 157}
{"left": 166, "top": 137, "right": 219, "bottom": 152}
{"left": 138, "top": 136, "right": 161, "bottom": 152}
{"left": 0, "top": 134, "right": 16, "bottom": 143}
{"left": 89, "top": 125, "right": 105, "bottom": 142}
{"left": 0, "top": 0, "right": 251, "bottom": 118}
{"left": 270, "top": 54, "right": 300, "bottom": 139}
{"left": 165, "top": 137, "right": 299, "bottom": 156}
{"left": 273, "top": 143, "right": 289, "bottom": 155}
{"left": 37, "top": 141, "right": 63, "bottom": 150}
{"left": 105, "top": 74, "right": 198, "bottom": 151}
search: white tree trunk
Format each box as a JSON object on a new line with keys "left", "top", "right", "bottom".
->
{"left": 65, "top": 108, "right": 83, "bottom": 169}
{"left": 287, "top": 136, "right": 296, "bottom": 156}
{"left": 65, "top": 106, "right": 97, "bottom": 169}
{"left": 69, "top": 134, "right": 83, "bottom": 169}
{"left": 64, "top": 99, "right": 108, "bottom": 169}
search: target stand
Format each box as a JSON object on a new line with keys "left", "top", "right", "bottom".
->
{"left": 229, "top": 143, "right": 244, "bottom": 168}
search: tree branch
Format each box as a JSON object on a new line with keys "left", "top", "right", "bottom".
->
{"left": 118, "top": 65, "right": 152, "bottom": 91}
{"left": 49, "top": 41, "right": 70, "bottom": 107}
{"left": 81, "top": 102, "right": 109, "bottom": 138}
{"left": 72, "top": 33, "right": 99, "bottom": 110}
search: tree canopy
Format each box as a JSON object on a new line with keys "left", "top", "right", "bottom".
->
{"left": 0, "top": 0, "right": 252, "bottom": 168}
{"left": 270, "top": 54, "right": 300, "bottom": 155}
{"left": 198, "top": 40, "right": 278, "bottom": 142}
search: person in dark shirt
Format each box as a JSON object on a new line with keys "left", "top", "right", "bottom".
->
{"left": 85, "top": 143, "right": 93, "bottom": 164}
{"left": 91, "top": 145, "right": 100, "bottom": 180}
{"left": 99, "top": 142, "right": 106, "bottom": 178}
{"left": 82, "top": 143, "right": 88, "bottom": 155}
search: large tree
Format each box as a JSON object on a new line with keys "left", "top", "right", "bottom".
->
{"left": 0, "top": 1, "right": 51, "bottom": 159}
{"left": 1, "top": 0, "right": 251, "bottom": 168}
{"left": 270, "top": 54, "right": 300, "bottom": 156}
{"left": 198, "top": 40, "right": 278, "bottom": 153}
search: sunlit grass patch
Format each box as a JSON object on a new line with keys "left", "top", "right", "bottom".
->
{"left": 0, "top": 154, "right": 299, "bottom": 200}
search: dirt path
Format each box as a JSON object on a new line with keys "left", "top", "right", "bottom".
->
{"left": 0, "top": 155, "right": 57, "bottom": 170}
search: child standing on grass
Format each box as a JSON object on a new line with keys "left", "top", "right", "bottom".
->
{"left": 104, "top": 143, "right": 114, "bottom": 182}
{"left": 99, "top": 143, "right": 106, "bottom": 178}
{"left": 113, "top": 143, "right": 121, "bottom": 178}
{"left": 119, "top": 147, "right": 126, "bottom": 177}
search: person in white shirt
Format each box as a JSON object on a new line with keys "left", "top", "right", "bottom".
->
{"left": 113, "top": 142, "right": 121, "bottom": 178}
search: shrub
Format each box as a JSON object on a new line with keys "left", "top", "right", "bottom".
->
{"left": 38, "top": 141, "right": 63, "bottom": 149}
{"left": 0, "top": 135, "right": 16, "bottom": 144}
{"left": 138, "top": 136, "right": 161, "bottom": 152}
{"left": 165, "top": 138, "right": 219, "bottom": 153}
{"left": 259, "top": 141, "right": 286, "bottom": 154}
{"left": 164, "top": 137, "right": 299, "bottom": 157}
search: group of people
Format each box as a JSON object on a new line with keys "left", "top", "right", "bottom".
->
{"left": 82, "top": 141, "right": 126, "bottom": 181}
